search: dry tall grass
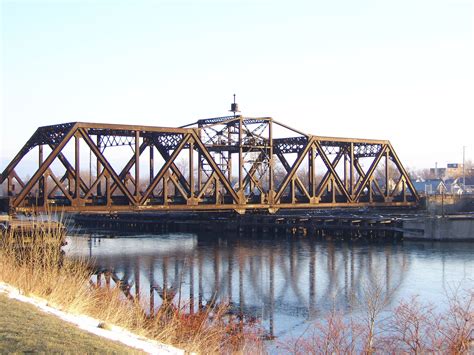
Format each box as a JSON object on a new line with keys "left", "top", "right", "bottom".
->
{"left": 0, "top": 217, "right": 263, "bottom": 354}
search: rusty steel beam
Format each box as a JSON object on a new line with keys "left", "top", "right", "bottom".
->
{"left": 1, "top": 117, "right": 419, "bottom": 214}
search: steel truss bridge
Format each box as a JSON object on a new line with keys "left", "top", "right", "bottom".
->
{"left": 0, "top": 115, "right": 419, "bottom": 213}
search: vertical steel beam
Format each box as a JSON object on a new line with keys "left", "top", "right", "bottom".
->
{"left": 350, "top": 143, "right": 354, "bottom": 197}
{"left": 197, "top": 152, "right": 203, "bottom": 192}
{"left": 385, "top": 149, "right": 390, "bottom": 198}
{"left": 38, "top": 145, "right": 44, "bottom": 202}
{"left": 189, "top": 139, "right": 194, "bottom": 197}
{"left": 332, "top": 178, "right": 336, "bottom": 203}
{"left": 402, "top": 178, "right": 407, "bottom": 202}
{"left": 97, "top": 135, "right": 102, "bottom": 196}
{"left": 106, "top": 174, "right": 111, "bottom": 207}
{"left": 227, "top": 125, "right": 233, "bottom": 183}
{"left": 311, "top": 145, "right": 317, "bottom": 198}
{"left": 238, "top": 118, "right": 243, "bottom": 192}
{"left": 135, "top": 131, "right": 140, "bottom": 198}
{"left": 42, "top": 170, "right": 48, "bottom": 207}
{"left": 149, "top": 145, "right": 154, "bottom": 186}
{"left": 268, "top": 120, "right": 274, "bottom": 199}
{"left": 344, "top": 150, "right": 348, "bottom": 190}
{"left": 308, "top": 145, "right": 314, "bottom": 197}
{"left": 291, "top": 178, "right": 296, "bottom": 203}
{"left": 163, "top": 172, "right": 169, "bottom": 205}
{"left": 74, "top": 134, "right": 80, "bottom": 200}
{"left": 369, "top": 177, "right": 373, "bottom": 202}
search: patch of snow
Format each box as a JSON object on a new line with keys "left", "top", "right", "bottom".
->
{"left": 0, "top": 282, "right": 185, "bottom": 355}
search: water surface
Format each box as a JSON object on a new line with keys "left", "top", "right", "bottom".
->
{"left": 64, "top": 233, "right": 474, "bottom": 340}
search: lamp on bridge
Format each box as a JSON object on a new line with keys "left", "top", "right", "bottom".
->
{"left": 230, "top": 94, "right": 240, "bottom": 117}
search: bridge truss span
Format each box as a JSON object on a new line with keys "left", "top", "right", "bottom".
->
{"left": 0, "top": 117, "right": 419, "bottom": 213}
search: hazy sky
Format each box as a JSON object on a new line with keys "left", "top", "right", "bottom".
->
{"left": 1, "top": 0, "right": 473, "bottom": 171}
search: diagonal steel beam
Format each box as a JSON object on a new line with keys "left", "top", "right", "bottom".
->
{"left": 11, "top": 171, "right": 25, "bottom": 189}
{"left": 168, "top": 173, "right": 189, "bottom": 199}
{"left": 386, "top": 142, "right": 419, "bottom": 201}
{"left": 12, "top": 124, "right": 78, "bottom": 208}
{"left": 315, "top": 150, "right": 344, "bottom": 199}
{"left": 196, "top": 172, "right": 217, "bottom": 200}
{"left": 83, "top": 169, "right": 106, "bottom": 200}
{"left": 53, "top": 149, "right": 89, "bottom": 193}
{"left": 48, "top": 169, "right": 73, "bottom": 203}
{"left": 242, "top": 151, "right": 265, "bottom": 190}
{"left": 275, "top": 152, "right": 312, "bottom": 199}
{"left": 313, "top": 142, "right": 351, "bottom": 202}
{"left": 109, "top": 141, "right": 148, "bottom": 195}
{"left": 354, "top": 159, "right": 384, "bottom": 197}
{"left": 389, "top": 174, "right": 404, "bottom": 198}
{"left": 78, "top": 128, "right": 137, "bottom": 205}
{"left": 140, "top": 134, "right": 191, "bottom": 204}
{"left": 191, "top": 131, "right": 240, "bottom": 203}
{"left": 275, "top": 137, "right": 315, "bottom": 202}
{"left": 353, "top": 145, "right": 388, "bottom": 200}
{"left": 154, "top": 145, "right": 191, "bottom": 193}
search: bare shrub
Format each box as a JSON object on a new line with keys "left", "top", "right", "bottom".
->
{"left": 279, "top": 305, "right": 363, "bottom": 354}
{"left": 381, "top": 296, "right": 440, "bottom": 353}
{"left": 438, "top": 287, "right": 473, "bottom": 354}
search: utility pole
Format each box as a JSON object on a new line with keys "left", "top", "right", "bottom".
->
{"left": 463, "top": 146, "right": 466, "bottom": 190}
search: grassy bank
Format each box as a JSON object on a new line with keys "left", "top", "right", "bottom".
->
{"left": 0, "top": 219, "right": 261, "bottom": 354}
{"left": 0, "top": 293, "right": 143, "bottom": 354}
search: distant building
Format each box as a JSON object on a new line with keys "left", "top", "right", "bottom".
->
{"left": 446, "top": 163, "right": 464, "bottom": 178}
{"left": 429, "top": 163, "right": 464, "bottom": 179}
{"left": 429, "top": 167, "right": 446, "bottom": 179}
{"left": 442, "top": 176, "right": 474, "bottom": 195}
{"left": 413, "top": 179, "right": 447, "bottom": 195}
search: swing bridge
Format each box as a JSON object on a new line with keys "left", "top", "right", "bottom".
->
{"left": 0, "top": 111, "right": 419, "bottom": 214}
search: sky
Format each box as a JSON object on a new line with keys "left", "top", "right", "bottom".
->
{"left": 1, "top": 0, "right": 473, "bottom": 172}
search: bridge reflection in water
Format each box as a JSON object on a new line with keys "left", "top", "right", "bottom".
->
{"left": 65, "top": 233, "right": 412, "bottom": 338}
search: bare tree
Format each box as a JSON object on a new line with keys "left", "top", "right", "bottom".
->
{"left": 357, "top": 274, "right": 394, "bottom": 353}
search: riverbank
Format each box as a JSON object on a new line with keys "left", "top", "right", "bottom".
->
{"left": 0, "top": 291, "right": 145, "bottom": 354}
{"left": 0, "top": 223, "right": 262, "bottom": 354}
{"left": 0, "top": 282, "right": 182, "bottom": 354}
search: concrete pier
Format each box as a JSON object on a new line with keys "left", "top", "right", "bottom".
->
{"left": 403, "top": 215, "right": 474, "bottom": 240}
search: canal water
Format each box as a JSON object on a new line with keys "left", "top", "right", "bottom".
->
{"left": 64, "top": 232, "right": 474, "bottom": 341}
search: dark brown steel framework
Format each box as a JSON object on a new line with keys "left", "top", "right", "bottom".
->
{"left": 0, "top": 116, "right": 419, "bottom": 213}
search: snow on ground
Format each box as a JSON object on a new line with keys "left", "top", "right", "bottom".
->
{"left": 0, "top": 282, "right": 185, "bottom": 355}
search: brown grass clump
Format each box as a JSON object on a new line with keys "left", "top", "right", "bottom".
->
{"left": 0, "top": 217, "right": 263, "bottom": 354}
